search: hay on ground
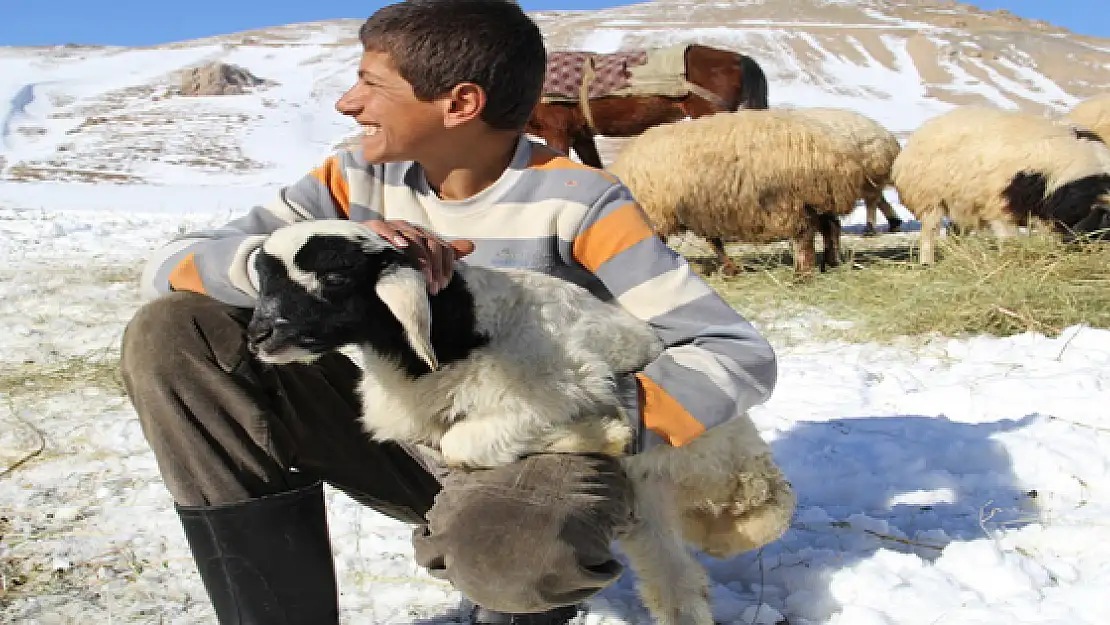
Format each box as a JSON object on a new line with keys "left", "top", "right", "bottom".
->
{"left": 698, "top": 231, "right": 1110, "bottom": 343}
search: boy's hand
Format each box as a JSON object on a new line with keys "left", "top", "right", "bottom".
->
{"left": 365, "top": 220, "right": 475, "bottom": 294}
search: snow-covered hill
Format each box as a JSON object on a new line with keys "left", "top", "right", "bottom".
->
{"left": 2, "top": 0, "right": 1108, "bottom": 184}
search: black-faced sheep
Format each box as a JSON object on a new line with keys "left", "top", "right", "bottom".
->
{"left": 890, "top": 105, "right": 1110, "bottom": 265}
{"left": 789, "top": 106, "right": 904, "bottom": 236}
{"left": 246, "top": 219, "right": 795, "bottom": 625}
{"left": 1065, "top": 94, "right": 1110, "bottom": 144}
{"left": 608, "top": 109, "right": 867, "bottom": 277}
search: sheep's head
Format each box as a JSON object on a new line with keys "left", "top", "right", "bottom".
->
{"left": 246, "top": 220, "right": 439, "bottom": 372}
{"left": 1066, "top": 198, "right": 1110, "bottom": 241}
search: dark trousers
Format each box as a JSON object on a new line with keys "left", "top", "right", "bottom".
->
{"left": 120, "top": 291, "right": 633, "bottom": 613}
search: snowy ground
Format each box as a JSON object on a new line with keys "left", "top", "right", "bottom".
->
{"left": 2, "top": 181, "right": 1109, "bottom": 625}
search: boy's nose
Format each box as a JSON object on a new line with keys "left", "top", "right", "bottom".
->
{"left": 335, "top": 92, "right": 360, "bottom": 116}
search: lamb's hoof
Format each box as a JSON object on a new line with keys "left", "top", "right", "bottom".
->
{"left": 887, "top": 217, "right": 903, "bottom": 234}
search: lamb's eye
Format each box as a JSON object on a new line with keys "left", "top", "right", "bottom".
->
{"left": 321, "top": 272, "right": 350, "bottom": 288}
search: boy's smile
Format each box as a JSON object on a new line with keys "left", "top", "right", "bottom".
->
{"left": 336, "top": 50, "right": 446, "bottom": 165}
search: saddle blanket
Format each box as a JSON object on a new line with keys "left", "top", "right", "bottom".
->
{"left": 541, "top": 44, "right": 693, "bottom": 103}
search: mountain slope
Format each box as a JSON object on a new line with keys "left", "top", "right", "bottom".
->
{"left": 1, "top": 0, "right": 1108, "bottom": 184}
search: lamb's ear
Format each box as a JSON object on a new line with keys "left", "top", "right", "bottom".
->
{"left": 375, "top": 267, "right": 439, "bottom": 371}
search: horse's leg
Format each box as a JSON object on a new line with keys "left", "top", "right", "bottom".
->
{"left": 570, "top": 133, "right": 605, "bottom": 169}
{"left": 709, "top": 236, "right": 740, "bottom": 276}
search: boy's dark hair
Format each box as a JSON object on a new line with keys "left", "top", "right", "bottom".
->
{"left": 359, "top": 0, "right": 547, "bottom": 131}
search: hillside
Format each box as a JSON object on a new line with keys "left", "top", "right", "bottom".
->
{"left": 1, "top": 0, "right": 1108, "bottom": 184}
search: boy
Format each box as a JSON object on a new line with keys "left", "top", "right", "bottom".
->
{"left": 120, "top": 1, "right": 784, "bottom": 623}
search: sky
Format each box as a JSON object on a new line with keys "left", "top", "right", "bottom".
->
{"left": 0, "top": 0, "right": 1106, "bottom": 47}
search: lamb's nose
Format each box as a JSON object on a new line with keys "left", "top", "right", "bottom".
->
{"left": 245, "top": 323, "right": 273, "bottom": 353}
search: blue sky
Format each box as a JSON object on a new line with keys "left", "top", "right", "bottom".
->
{"left": 0, "top": 1, "right": 1106, "bottom": 47}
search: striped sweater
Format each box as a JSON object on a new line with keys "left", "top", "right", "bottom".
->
{"left": 140, "top": 135, "right": 778, "bottom": 451}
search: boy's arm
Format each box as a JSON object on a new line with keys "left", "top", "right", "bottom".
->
{"left": 140, "top": 155, "right": 362, "bottom": 307}
{"left": 572, "top": 184, "right": 778, "bottom": 451}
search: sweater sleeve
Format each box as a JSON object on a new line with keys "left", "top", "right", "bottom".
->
{"left": 571, "top": 183, "right": 778, "bottom": 451}
{"left": 139, "top": 154, "right": 357, "bottom": 307}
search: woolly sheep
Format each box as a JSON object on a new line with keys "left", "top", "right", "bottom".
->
{"left": 891, "top": 105, "right": 1110, "bottom": 265}
{"left": 245, "top": 219, "right": 795, "bottom": 625}
{"left": 1065, "top": 94, "right": 1110, "bottom": 144}
{"left": 789, "top": 106, "right": 904, "bottom": 236}
{"left": 608, "top": 109, "right": 867, "bottom": 276}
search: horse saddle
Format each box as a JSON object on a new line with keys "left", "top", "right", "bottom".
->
{"left": 542, "top": 50, "right": 649, "bottom": 101}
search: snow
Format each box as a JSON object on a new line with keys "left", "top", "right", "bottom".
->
{"left": 2, "top": 10, "right": 1110, "bottom": 625}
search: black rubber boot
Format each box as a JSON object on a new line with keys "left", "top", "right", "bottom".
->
{"left": 175, "top": 480, "right": 340, "bottom": 625}
{"left": 465, "top": 598, "right": 582, "bottom": 624}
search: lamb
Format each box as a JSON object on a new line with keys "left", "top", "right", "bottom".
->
{"left": 608, "top": 108, "right": 867, "bottom": 277}
{"left": 1064, "top": 93, "right": 1110, "bottom": 144}
{"left": 890, "top": 105, "right": 1110, "bottom": 265}
{"left": 245, "top": 218, "right": 795, "bottom": 625}
{"left": 788, "top": 106, "right": 904, "bottom": 236}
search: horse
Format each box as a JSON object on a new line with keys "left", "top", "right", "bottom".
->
{"left": 525, "top": 44, "right": 769, "bottom": 168}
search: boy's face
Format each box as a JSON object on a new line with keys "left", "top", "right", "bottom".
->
{"left": 336, "top": 50, "right": 448, "bottom": 164}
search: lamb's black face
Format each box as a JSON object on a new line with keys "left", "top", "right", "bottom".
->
{"left": 246, "top": 229, "right": 409, "bottom": 364}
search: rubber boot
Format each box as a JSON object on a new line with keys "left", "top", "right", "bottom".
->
{"left": 175, "top": 480, "right": 340, "bottom": 625}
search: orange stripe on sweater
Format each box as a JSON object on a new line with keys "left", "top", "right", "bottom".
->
{"left": 527, "top": 146, "right": 618, "bottom": 183}
{"left": 572, "top": 202, "right": 655, "bottom": 272}
{"left": 637, "top": 373, "right": 706, "bottom": 446}
{"left": 309, "top": 155, "right": 351, "bottom": 217}
{"left": 168, "top": 253, "right": 207, "bottom": 295}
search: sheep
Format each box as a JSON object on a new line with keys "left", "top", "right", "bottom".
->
{"left": 788, "top": 106, "right": 904, "bottom": 236}
{"left": 890, "top": 105, "right": 1110, "bottom": 265}
{"left": 1064, "top": 94, "right": 1110, "bottom": 144}
{"left": 245, "top": 218, "right": 795, "bottom": 625}
{"left": 608, "top": 109, "right": 867, "bottom": 277}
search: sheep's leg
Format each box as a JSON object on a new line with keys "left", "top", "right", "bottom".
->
{"left": 790, "top": 226, "right": 817, "bottom": 277}
{"left": 619, "top": 477, "right": 715, "bottom": 625}
{"left": 863, "top": 199, "right": 878, "bottom": 237}
{"left": 989, "top": 219, "right": 1019, "bottom": 238}
{"left": 817, "top": 213, "right": 842, "bottom": 270}
{"left": 708, "top": 237, "right": 741, "bottom": 277}
{"left": 918, "top": 208, "right": 943, "bottom": 265}
{"left": 877, "top": 194, "right": 902, "bottom": 233}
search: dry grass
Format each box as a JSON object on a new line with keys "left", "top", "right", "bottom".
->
{"left": 0, "top": 355, "right": 123, "bottom": 399}
{"left": 693, "top": 230, "right": 1110, "bottom": 343}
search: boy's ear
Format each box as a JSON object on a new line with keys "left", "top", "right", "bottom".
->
{"left": 442, "top": 82, "right": 487, "bottom": 128}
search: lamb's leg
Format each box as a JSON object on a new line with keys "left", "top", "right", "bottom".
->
{"left": 438, "top": 417, "right": 540, "bottom": 470}
{"left": 618, "top": 477, "right": 715, "bottom": 625}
